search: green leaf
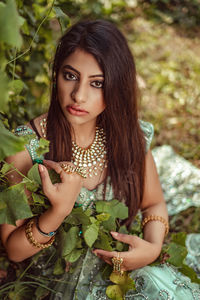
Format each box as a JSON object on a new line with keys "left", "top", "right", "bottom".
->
{"left": 0, "top": 162, "right": 13, "bottom": 175}
{"left": 165, "top": 242, "right": 187, "bottom": 267}
{"left": 96, "top": 212, "right": 110, "bottom": 222}
{"left": 110, "top": 272, "right": 136, "bottom": 295}
{"left": 65, "top": 207, "right": 91, "bottom": 226}
{"left": 93, "top": 231, "right": 113, "bottom": 251}
{"left": 48, "top": 169, "right": 61, "bottom": 184}
{"left": 0, "top": 120, "right": 26, "bottom": 160}
{"left": 118, "top": 225, "right": 129, "bottom": 235}
{"left": 171, "top": 232, "right": 187, "bottom": 247}
{"left": 106, "top": 284, "right": 123, "bottom": 300}
{"left": 64, "top": 248, "right": 83, "bottom": 263}
{"left": 0, "top": 0, "right": 24, "bottom": 48}
{"left": 27, "top": 163, "right": 41, "bottom": 185}
{"left": 35, "top": 286, "right": 50, "bottom": 299}
{"left": 9, "top": 79, "right": 24, "bottom": 94}
{"left": 0, "top": 183, "right": 33, "bottom": 225}
{"left": 23, "top": 178, "right": 39, "bottom": 192}
{"left": 83, "top": 223, "right": 99, "bottom": 248}
{"left": 36, "top": 138, "right": 49, "bottom": 156}
{"left": 61, "top": 226, "right": 79, "bottom": 257}
{"left": 102, "top": 216, "right": 116, "bottom": 232}
{"left": 53, "top": 7, "right": 70, "bottom": 33}
{"left": 53, "top": 257, "right": 65, "bottom": 275}
{"left": 179, "top": 264, "right": 200, "bottom": 284}
{"left": 0, "top": 71, "right": 9, "bottom": 113}
{"left": 96, "top": 199, "right": 128, "bottom": 220}
{"left": 32, "top": 192, "right": 45, "bottom": 205}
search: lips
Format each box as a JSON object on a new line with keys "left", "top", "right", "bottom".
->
{"left": 66, "top": 105, "right": 88, "bottom": 116}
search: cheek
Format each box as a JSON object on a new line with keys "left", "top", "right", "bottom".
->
{"left": 57, "top": 81, "right": 73, "bottom": 105}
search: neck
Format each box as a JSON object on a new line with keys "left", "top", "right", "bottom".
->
{"left": 71, "top": 122, "right": 97, "bottom": 148}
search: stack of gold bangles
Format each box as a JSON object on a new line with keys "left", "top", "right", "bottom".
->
{"left": 25, "top": 218, "right": 55, "bottom": 249}
{"left": 60, "top": 163, "right": 87, "bottom": 178}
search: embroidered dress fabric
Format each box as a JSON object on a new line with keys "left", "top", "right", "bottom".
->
{"left": 15, "top": 121, "right": 200, "bottom": 300}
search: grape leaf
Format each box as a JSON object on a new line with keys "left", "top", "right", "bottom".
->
{"left": 0, "top": 120, "right": 26, "bottom": 160}
{"left": 53, "top": 257, "right": 65, "bottom": 275}
{"left": 106, "top": 284, "right": 123, "bottom": 300}
{"left": 9, "top": 79, "right": 24, "bottom": 94}
{"left": 110, "top": 272, "right": 136, "bottom": 294}
{"left": 171, "top": 232, "right": 187, "bottom": 247}
{"left": 61, "top": 226, "right": 79, "bottom": 257}
{"left": 95, "top": 199, "right": 128, "bottom": 220}
{"left": 93, "top": 231, "right": 113, "bottom": 251}
{"left": 48, "top": 169, "right": 61, "bottom": 184}
{"left": 0, "top": 162, "right": 13, "bottom": 175}
{"left": 102, "top": 216, "right": 116, "bottom": 232}
{"left": 64, "top": 249, "right": 83, "bottom": 263}
{"left": 65, "top": 208, "right": 91, "bottom": 226}
{"left": 23, "top": 178, "right": 39, "bottom": 192}
{"left": 0, "top": 0, "right": 24, "bottom": 48}
{"left": 53, "top": 7, "right": 70, "bottom": 33}
{"left": 96, "top": 212, "right": 110, "bottom": 222}
{"left": 0, "top": 183, "right": 33, "bottom": 225}
{"left": 0, "top": 71, "right": 9, "bottom": 113}
{"left": 179, "top": 263, "right": 200, "bottom": 284}
{"left": 83, "top": 223, "right": 99, "bottom": 248}
{"left": 165, "top": 242, "right": 187, "bottom": 267}
{"left": 27, "top": 163, "right": 41, "bottom": 185}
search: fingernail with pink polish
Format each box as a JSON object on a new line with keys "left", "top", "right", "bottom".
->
{"left": 111, "top": 231, "right": 118, "bottom": 236}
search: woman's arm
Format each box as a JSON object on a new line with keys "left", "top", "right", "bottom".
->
{"left": 93, "top": 150, "right": 168, "bottom": 270}
{"left": 140, "top": 149, "right": 168, "bottom": 252}
{"left": 1, "top": 151, "right": 82, "bottom": 262}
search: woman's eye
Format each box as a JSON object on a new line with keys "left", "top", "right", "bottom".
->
{"left": 63, "top": 72, "right": 77, "bottom": 81}
{"left": 91, "top": 81, "right": 104, "bottom": 88}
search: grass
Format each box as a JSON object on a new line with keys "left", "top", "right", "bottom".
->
{"left": 123, "top": 15, "right": 200, "bottom": 167}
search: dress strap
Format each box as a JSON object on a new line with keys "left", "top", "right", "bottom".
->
{"left": 30, "top": 119, "right": 41, "bottom": 139}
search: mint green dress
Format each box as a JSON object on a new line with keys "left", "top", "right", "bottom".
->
{"left": 15, "top": 121, "right": 200, "bottom": 300}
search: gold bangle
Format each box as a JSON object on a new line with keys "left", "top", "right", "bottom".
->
{"left": 25, "top": 218, "right": 55, "bottom": 249}
{"left": 142, "top": 215, "right": 169, "bottom": 236}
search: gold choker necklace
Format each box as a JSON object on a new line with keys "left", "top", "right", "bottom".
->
{"left": 40, "top": 118, "right": 107, "bottom": 178}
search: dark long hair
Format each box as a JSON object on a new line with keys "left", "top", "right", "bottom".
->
{"left": 46, "top": 20, "right": 146, "bottom": 226}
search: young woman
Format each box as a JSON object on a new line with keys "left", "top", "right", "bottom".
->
{"left": 1, "top": 20, "right": 199, "bottom": 299}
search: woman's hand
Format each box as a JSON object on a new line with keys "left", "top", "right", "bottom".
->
{"left": 93, "top": 232, "right": 162, "bottom": 271}
{"left": 39, "top": 160, "right": 83, "bottom": 216}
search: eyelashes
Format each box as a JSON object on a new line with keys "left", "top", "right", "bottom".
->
{"left": 62, "top": 71, "right": 104, "bottom": 89}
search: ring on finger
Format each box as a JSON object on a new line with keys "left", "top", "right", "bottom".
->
{"left": 111, "top": 252, "right": 124, "bottom": 275}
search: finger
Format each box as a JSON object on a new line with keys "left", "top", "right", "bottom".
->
{"left": 43, "top": 160, "right": 63, "bottom": 174}
{"left": 111, "top": 232, "right": 135, "bottom": 247}
{"left": 38, "top": 164, "right": 54, "bottom": 196}
{"left": 93, "top": 249, "right": 117, "bottom": 258}
{"left": 95, "top": 252, "right": 112, "bottom": 265}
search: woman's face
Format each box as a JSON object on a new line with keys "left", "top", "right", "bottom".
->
{"left": 57, "top": 49, "right": 105, "bottom": 128}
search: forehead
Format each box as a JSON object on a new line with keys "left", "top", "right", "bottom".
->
{"left": 61, "top": 49, "right": 103, "bottom": 75}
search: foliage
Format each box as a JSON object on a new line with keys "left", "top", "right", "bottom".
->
{"left": 0, "top": 0, "right": 200, "bottom": 299}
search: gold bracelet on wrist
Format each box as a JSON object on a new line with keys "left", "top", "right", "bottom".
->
{"left": 142, "top": 215, "right": 169, "bottom": 237}
{"left": 25, "top": 218, "right": 55, "bottom": 249}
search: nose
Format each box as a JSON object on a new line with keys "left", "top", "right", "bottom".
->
{"left": 71, "top": 81, "right": 87, "bottom": 104}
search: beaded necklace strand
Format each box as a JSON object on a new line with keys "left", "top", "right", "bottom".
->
{"left": 40, "top": 118, "right": 107, "bottom": 178}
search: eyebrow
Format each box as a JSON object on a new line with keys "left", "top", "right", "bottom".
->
{"left": 62, "top": 64, "right": 104, "bottom": 78}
